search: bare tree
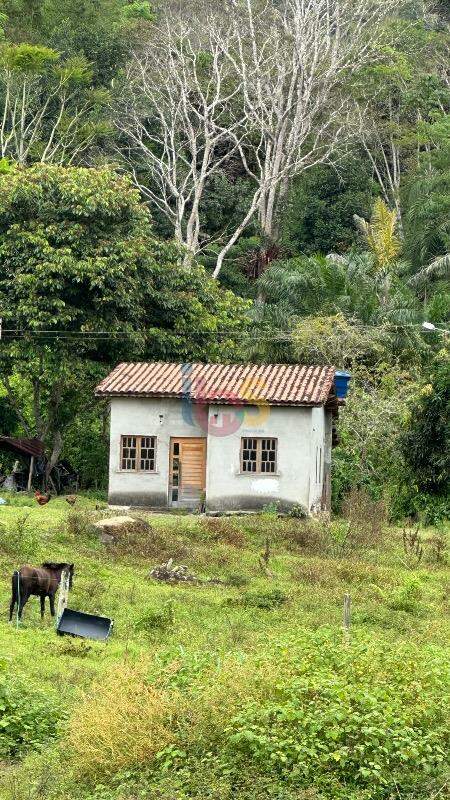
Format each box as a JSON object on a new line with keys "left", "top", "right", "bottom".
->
{"left": 118, "top": 0, "right": 403, "bottom": 277}
{"left": 212, "top": 0, "right": 404, "bottom": 278}
{"left": 115, "top": 16, "right": 245, "bottom": 263}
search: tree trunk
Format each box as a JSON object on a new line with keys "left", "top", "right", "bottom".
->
{"left": 45, "top": 431, "right": 63, "bottom": 489}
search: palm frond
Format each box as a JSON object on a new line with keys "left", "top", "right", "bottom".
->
{"left": 409, "top": 253, "right": 450, "bottom": 286}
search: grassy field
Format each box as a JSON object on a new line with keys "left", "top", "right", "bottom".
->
{"left": 0, "top": 494, "right": 448, "bottom": 800}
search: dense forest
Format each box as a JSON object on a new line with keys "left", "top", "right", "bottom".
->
{"left": 0, "top": 0, "right": 448, "bottom": 520}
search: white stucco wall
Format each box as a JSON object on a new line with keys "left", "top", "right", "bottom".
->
{"left": 308, "top": 406, "right": 325, "bottom": 511}
{"left": 108, "top": 397, "right": 327, "bottom": 512}
{"left": 205, "top": 404, "right": 314, "bottom": 512}
{"left": 108, "top": 397, "right": 206, "bottom": 506}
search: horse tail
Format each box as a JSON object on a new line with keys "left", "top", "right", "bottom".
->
{"left": 11, "top": 570, "right": 19, "bottom": 598}
{"left": 10, "top": 570, "right": 21, "bottom": 616}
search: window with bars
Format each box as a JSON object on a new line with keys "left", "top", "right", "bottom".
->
{"left": 241, "top": 437, "right": 277, "bottom": 474}
{"left": 120, "top": 436, "right": 157, "bottom": 472}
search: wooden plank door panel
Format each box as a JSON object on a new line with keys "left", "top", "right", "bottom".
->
{"left": 170, "top": 438, "right": 206, "bottom": 505}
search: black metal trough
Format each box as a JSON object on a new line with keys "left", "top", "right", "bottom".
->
{"left": 57, "top": 608, "right": 113, "bottom": 641}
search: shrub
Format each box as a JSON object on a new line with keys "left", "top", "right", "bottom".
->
{"left": 283, "top": 518, "right": 329, "bottom": 554}
{"left": 200, "top": 517, "right": 246, "bottom": 548}
{"left": 66, "top": 509, "right": 97, "bottom": 539}
{"left": 0, "top": 659, "right": 64, "bottom": 758}
{"left": 221, "top": 637, "right": 449, "bottom": 798}
{"left": 341, "top": 487, "right": 386, "bottom": 550}
{"left": 427, "top": 529, "right": 447, "bottom": 564}
{"left": 66, "top": 660, "right": 175, "bottom": 782}
{"left": 389, "top": 577, "right": 424, "bottom": 614}
{"left": 0, "top": 513, "right": 40, "bottom": 560}
{"left": 226, "top": 589, "right": 288, "bottom": 610}
{"left": 135, "top": 601, "right": 175, "bottom": 633}
{"left": 288, "top": 503, "right": 308, "bottom": 519}
{"left": 110, "top": 517, "right": 186, "bottom": 561}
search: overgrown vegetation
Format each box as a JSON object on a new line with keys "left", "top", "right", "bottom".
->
{"left": 0, "top": 499, "right": 448, "bottom": 800}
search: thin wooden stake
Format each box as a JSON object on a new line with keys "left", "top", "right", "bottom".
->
{"left": 343, "top": 593, "right": 351, "bottom": 645}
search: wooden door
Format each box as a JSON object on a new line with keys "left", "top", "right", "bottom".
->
{"left": 169, "top": 438, "right": 206, "bottom": 507}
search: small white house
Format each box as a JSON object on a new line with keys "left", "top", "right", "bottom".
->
{"left": 95, "top": 362, "right": 342, "bottom": 513}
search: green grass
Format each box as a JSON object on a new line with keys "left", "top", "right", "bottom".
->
{"left": 0, "top": 496, "right": 448, "bottom": 800}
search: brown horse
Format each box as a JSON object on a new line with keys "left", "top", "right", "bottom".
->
{"left": 9, "top": 562, "right": 74, "bottom": 621}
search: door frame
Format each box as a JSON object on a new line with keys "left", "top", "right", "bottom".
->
{"left": 168, "top": 437, "right": 207, "bottom": 508}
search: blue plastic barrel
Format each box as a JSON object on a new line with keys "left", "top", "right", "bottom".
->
{"left": 334, "top": 371, "right": 351, "bottom": 399}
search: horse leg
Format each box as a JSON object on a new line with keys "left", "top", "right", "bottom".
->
{"left": 49, "top": 593, "right": 56, "bottom": 617}
{"left": 40, "top": 594, "right": 46, "bottom": 619}
{"left": 18, "top": 592, "right": 29, "bottom": 620}
{"left": 9, "top": 594, "right": 16, "bottom": 622}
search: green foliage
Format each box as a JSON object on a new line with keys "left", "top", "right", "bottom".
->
{"left": 401, "top": 353, "right": 450, "bottom": 500}
{"left": 280, "top": 159, "right": 376, "bottom": 256}
{"left": 0, "top": 658, "right": 64, "bottom": 758}
{"left": 389, "top": 577, "right": 424, "bottom": 614}
{"left": 0, "top": 512, "right": 40, "bottom": 559}
{"left": 223, "top": 639, "right": 449, "bottom": 798}
{"left": 135, "top": 600, "right": 174, "bottom": 633}
{"left": 0, "top": 163, "right": 248, "bottom": 475}
{"left": 0, "top": 42, "right": 59, "bottom": 72}
{"left": 332, "top": 366, "right": 421, "bottom": 511}
{"left": 227, "top": 588, "right": 288, "bottom": 610}
{"left": 288, "top": 503, "right": 307, "bottom": 519}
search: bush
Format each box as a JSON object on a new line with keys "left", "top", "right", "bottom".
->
{"left": 200, "top": 517, "right": 246, "bottom": 548}
{"left": 226, "top": 589, "right": 288, "bottom": 610}
{"left": 288, "top": 503, "right": 308, "bottom": 519}
{"left": 341, "top": 487, "right": 386, "bottom": 549}
{"left": 282, "top": 518, "right": 329, "bottom": 553}
{"left": 389, "top": 577, "right": 424, "bottom": 615}
{"left": 221, "top": 636, "right": 449, "bottom": 798}
{"left": 110, "top": 517, "right": 186, "bottom": 561}
{"left": 66, "top": 660, "right": 176, "bottom": 782}
{"left": 135, "top": 601, "right": 175, "bottom": 633}
{"left": 0, "top": 659, "right": 64, "bottom": 758}
{"left": 0, "top": 513, "right": 40, "bottom": 560}
{"left": 66, "top": 509, "right": 97, "bottom": 539}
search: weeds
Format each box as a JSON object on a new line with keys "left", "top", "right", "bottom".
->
{"left": 66, "top": 509, "right": 97, "bottom": 540}
{"left": 389, "top": 577, "right": 424, "bottom": 615}
{"left": 402, "top": 522, "right": 424, "bottom": 566}
{"left": 135, "top": 601, "right": 175, "bottom": 633}
{"left": 200, "top": 517, "right": 246, "bottom": 548}
{"left": 0, "top": 514, "right": 39, "bottom": 560}
{"left": 226, "top": 588, "right": 288, "bottom": 610}
{"left": 427, "top": 529, "right": 447, "bottom": 564}
{"left": 66, "top": 660, "right": 175, "bottom": 781}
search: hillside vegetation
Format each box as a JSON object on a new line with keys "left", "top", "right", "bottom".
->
{"left": 0, "top": 496, "right": 448, "bottom": 800}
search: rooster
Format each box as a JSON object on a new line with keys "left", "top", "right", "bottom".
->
{"left": 34, "top": 490, "right": 51, "bottom": 506}
{"left": 65, "top": 495, "right": 78, "bottom": 506}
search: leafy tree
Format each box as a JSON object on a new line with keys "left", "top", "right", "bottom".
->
{"left": 279, "top": 159, "right": 376, "bottom": 257}
{"left": 0, "top": 43, "right": 108, "bottom": 164}
{"left": 292, "top": 314, "right": 390, "bottom": 370}
{"left": 1, "top": 0, "right": 153, "bottom": 84}
{"left": 401, "top": 352, "right": 450, "bottom": 502}
{"left": 0, "top": 164, "right": 248, "bottom": 482}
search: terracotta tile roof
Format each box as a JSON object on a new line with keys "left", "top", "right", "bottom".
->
{"left": 96, "top": 363, "right": 336, "bottom": 406}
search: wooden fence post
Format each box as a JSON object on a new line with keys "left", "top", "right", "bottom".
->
{"left": 56, "top": 568, "right": 70, "bottom": 627}
{"left": 343, "top": 593, "right": 351, "bottom": 644}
